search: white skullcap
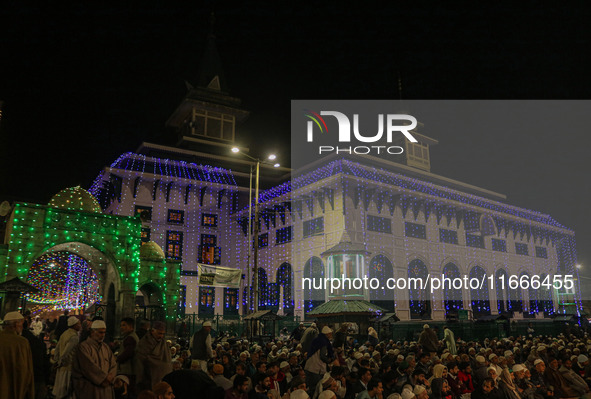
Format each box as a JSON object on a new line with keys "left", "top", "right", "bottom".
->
{"left": 311, "top": 323, "right": 317, "bottom": 328}
{"left": 475, "top": 355, "right": 486, "bottom": 363}
{"left": 322, "top": 326, "right": 333, "bottom": 334}
{"left": 578, "top": 355, "right": 589, "bottom": 363}
{"left": 373, "top": 351, "right": 380, "bottom": 357}
{"left": 114, "top": 375, "right": 130, "bottom": 385}
{"left": 413, "top": 385, "right": 426, "bottom": 395}
{"left": 504, "top": 350, "right": 513, "bottom": 357}
{"left": 91, "top": 320, "right": 106, "bottom": 329}
{"left": 401, "top": 389, "right": 414, "bottom": 399}
{"left": 354, "top": 352, "right": 363, "bottom": 359}
{"left": 489, "top": 354, "right": 497, "bottom": 360}
{"left": 203, "top": 321, "right": 212, "bottom": 327}
{"left": 67, "top": 316, "right": 80, "bottom": 326}
{"left": 3, "top": 311, "right": 24, "bottom": 322}
{"left": 513, "top": 364, "right": 525, "bottom": 372}
{"left": 534, "top": 359, "right": 544, "bottom": 366}
{"left": 397, "top": 355, "right": 405, "bottom": 361}
{"left": 364, "top": 353, "right": 371, "bottom": 359}
{"left": 387, "top": 349, "right": 396, "bottom": 355}
{"left": 291, "top": 389, "right": 310, "bottom": 399}
{"left": 423, "top": 324, "right": 429, "bottom": 329}
{"left": 280, "top": 361, "right": 289, "bottom": 368}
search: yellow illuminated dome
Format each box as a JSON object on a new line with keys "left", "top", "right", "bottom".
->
{"left": 48, "top": 186, "right": 102, "bottom": 213}
{"left": 140, "top": 241, "right": 166, "bottom": 261}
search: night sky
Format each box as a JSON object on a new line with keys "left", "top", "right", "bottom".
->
{"left": 1, "top": 3, "right": 591, "bottom": 276}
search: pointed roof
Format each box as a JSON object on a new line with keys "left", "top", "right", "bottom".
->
{"left": 195, "top": 13, "right": 228, "bottom": 93}
{"left": 321, "top": 230, "right": 370, "bottom": 257}
{"left": 307, "top": 299, "right": 387, "bottom": 316}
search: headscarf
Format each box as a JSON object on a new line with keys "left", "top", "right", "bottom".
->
{"left": 429, "top": 364, "right": 447, "bottom": 384}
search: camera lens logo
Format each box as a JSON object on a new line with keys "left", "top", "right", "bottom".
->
{"left": 304, "top": 110, "right": 418, "bottom": 155}
{"left": 304, "top": 110, "right": 329, "bottom": 140}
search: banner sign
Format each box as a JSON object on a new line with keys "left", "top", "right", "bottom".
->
{"left": 198, "top": 263, "right": 241, "bottom": 288}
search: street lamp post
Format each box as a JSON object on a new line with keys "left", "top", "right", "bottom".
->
{"left": 232, "top": 148, "right": 279, "bottom": 314}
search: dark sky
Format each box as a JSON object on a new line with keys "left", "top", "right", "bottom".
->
{"left": 1, "top": 3, "right": 591, "bottom": 274}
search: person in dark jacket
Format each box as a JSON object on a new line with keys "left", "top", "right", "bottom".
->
{"left": 192, "top": 321, "right": 214, "bottom": 372}
{"left": 54, "top": 310, "right": 70, "bottom": 339}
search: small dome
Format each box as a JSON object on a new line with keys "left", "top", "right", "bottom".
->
{"left": 48, "top": 186, "right": 102, "bottom": 213}
{"left": 140, "top": 241, "right": 165, "bottom": 261}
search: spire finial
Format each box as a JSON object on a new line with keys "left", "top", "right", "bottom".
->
{"left": 398, "top": 70, "right": 403, "bottom": 100}
{"left": 208, "top": 12, "right": 216, "bottom": 40}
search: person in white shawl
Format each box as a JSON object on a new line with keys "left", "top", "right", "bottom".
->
{"left": 443, "top": 327, "right": 457, "bottom": 355}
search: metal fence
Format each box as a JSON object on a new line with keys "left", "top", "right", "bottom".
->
{"left": 387, "top": 320, "right": 573, "bottom": 342}
{"left": 181, "top": 313, "right": 302, "bottom": 339}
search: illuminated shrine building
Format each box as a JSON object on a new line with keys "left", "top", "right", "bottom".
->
{"left": 86, "top": 30, "right": 578, "bottom": 321}
{"left": 87, "top": 78, "right": 578, "bottom": 321}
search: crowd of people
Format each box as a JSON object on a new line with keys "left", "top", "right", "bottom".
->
{"left": 3, "top": 310, "right": 591, "bottom": 399}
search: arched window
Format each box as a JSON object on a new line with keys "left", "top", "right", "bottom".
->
{"left": 408, "top": 259, "right": 430, "bottom": 319}
{"left": 509, "top": 272, "right": 523, "bottom": 314}
{"left": 303, "top": 257, "right": 325, "bottom": 311}
{"left": 442, "top": 263, "right": 463, "bottom": 312}
{"left": 470, "top": 266, "right": 490, "bottom": 317}
{"left": 369, "top": 255, "right": 394, "bottom": 311}
{"left": 277, "top": 263, "right": 294, "bottom": 315}
{"left": 539, "top": 273, "right": 554, "bottom": 316}
{"left": 496, "top": 268, "right": 508, "bottom": 314}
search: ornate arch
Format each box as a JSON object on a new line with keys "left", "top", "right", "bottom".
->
{"left": 442, "top": 262, "right": 463, "bottom": 312}
{"left": 369, "top": 254, "right": 394, "bottom": 311}
{"left": 495, "top": 268, "right": 508, "bottom": 313}
{"left": 408, "top": 259, "right": 430, "bottom": 319}
{"left": 469, "top": 266, "right": 490, "bottom": 317}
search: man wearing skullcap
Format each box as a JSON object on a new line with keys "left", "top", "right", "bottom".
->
{"left": 192, "top": 320, "right": 214, "bottom": 372}
{"left": 53, "top": 316, "right": 82, "bottom": 398}
{"left": 418, "top": 324, "right": 439, "bottom": 355}
{"left": 0, "top": 311, "right": 35, "bottom": 399}
{"left": 72, "top": 319, "right": 117, "bottom": 399}
{"left": 136, "top": 320, "right": 172, "bottom": 391}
